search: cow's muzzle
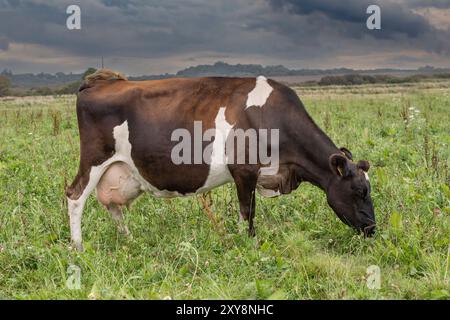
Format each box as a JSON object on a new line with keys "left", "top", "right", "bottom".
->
{"left": 363, "top": 224, "right": 376, "bottom": 237}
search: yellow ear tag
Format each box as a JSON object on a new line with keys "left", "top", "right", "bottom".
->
{"left": 341, "top": 151, "right": 353, "bottom": 163}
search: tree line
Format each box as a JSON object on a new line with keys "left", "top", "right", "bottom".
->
{"left": 315, "top": 73, "right": 450, "bottom": 86}
{"left": 0, "top": 68, "right": 97, "bottom": 97}
{"left": 1, "top": 68, "right": 450, "bottom": 97}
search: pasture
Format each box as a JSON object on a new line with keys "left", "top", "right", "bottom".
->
{"left": 0, "top": 81, "right": 449, "bottom": 299}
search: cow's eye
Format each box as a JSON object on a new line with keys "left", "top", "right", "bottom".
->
{"left": 354, "top": 187, "right": 367, "bottom": 199}
{"left": 362, "top": 187, "right": 368, "bottom": 199}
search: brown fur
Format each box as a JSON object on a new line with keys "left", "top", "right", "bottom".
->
{"left": 84, "top": 69, "right": 128, "bottom": 85}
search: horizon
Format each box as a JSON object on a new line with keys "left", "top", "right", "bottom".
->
{"left": 2, "top": 61, "right": 448, "bottom": 77}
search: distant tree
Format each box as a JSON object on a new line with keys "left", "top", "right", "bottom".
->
{"left": 35, "top": 87, "right": 54, "bottom": 95}
{"left": 1, "top": 69, "right": 12, "bottom": 77}
{"left": 27, "top": 87, "right": 54, "bottom": 96}
{"left": 55, "top": 68, "right": 98, "bottom": 95}
{"left": 56, "top": 81, "right": 81, "bottom": 95}
{"left": 0, "top": 75, "right": 11, "bottom": 96}
{"left": 82, "top": 67, "right": 97, "bottom": 79}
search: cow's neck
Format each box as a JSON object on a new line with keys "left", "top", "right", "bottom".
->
{"left": 293, "top": 117, "right": 340, "bottom": 191}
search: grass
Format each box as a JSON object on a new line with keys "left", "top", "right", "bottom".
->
{"left": 0, "top": 82, "right": 449, "bottom": 299}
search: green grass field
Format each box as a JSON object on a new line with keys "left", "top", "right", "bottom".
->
{"left": 0, "top": 81, "right": 449, "bottom": 299}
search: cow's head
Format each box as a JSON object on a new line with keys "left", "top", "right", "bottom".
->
{"left": 326, "top": 151, "right": 375, "bottom": 236}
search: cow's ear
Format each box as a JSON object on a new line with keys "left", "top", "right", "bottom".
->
{"left": 329, "top": 153, "right": 351, "bottom": 177}
{"left": 339, "top": 147, "right": 353, "bottom": 160}
{"left": 357, "top": 160, "right": 370, "bottom": 172}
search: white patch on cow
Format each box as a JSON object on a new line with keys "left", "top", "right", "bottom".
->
{"left": 364, "top": 172, "right": 370, "bottom": 181}
{"left": 245, "top": 75, "right": 273, "bottom": 109}
{"left": 197, "top": 107, "right": 234, "bottom": 193}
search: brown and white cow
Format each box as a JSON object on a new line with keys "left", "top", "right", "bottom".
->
{"left": 66, "top": 69, "right": 375, "bottom": 251}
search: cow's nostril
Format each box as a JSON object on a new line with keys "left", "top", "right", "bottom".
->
{"left": 363, "top": 224, "right": 376, "bottom": 237}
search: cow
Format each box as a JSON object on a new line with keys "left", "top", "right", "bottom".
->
{"left": 66, "top": 69, "right": 375, "bottom": 251}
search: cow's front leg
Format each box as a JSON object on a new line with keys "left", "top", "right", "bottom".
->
{"left": 232, "top": 171, "right": 258, "bottom": 236}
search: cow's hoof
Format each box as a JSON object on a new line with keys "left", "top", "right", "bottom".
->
{"left": 71, "top": 241, "right": 84, "bottom": 252}
{"left": 254, "top": 237, "right": 260, "bottom": 247}
{"left": 117, "top": 225, "right": 132, "bottom": 239}
{"left": 237, "top": 222, "right": 246, "bottom": 235}
{"left": 123, "top": 230, "right": 134, "bottom": 240}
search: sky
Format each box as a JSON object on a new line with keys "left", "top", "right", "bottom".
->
{"left": 0, "top": 0, "right": 450, "bottom": 75}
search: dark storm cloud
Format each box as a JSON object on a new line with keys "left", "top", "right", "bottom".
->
{"left": 270, "top": 0, "right": 433, "bottom": 38}
{"left": 0, "top": 36, "right": 8, "bottom": 50}
{"left": 270, "top": 0, "right": 369, "bottom": 23}
{"left": 0, "top": 0, "right": 278, "bottom": 58}
{"left": 268, "top": 0, "right": 450, "bottom": 55}
{"left": 410, "top": 0, "right": 450, "bottom": 9}
{"left": 0, "top": 0, "right": 449, "bottom": 73}
{"left": 102, "top": 0, "right": 131, "bottom": 9}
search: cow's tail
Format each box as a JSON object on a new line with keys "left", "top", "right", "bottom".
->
{"left": 79, "top": 69, "right": 128, "bottom": 92}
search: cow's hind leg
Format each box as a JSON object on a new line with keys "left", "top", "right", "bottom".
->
{"left": 107, "top": 204, "right": 131, "bottom": 236}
